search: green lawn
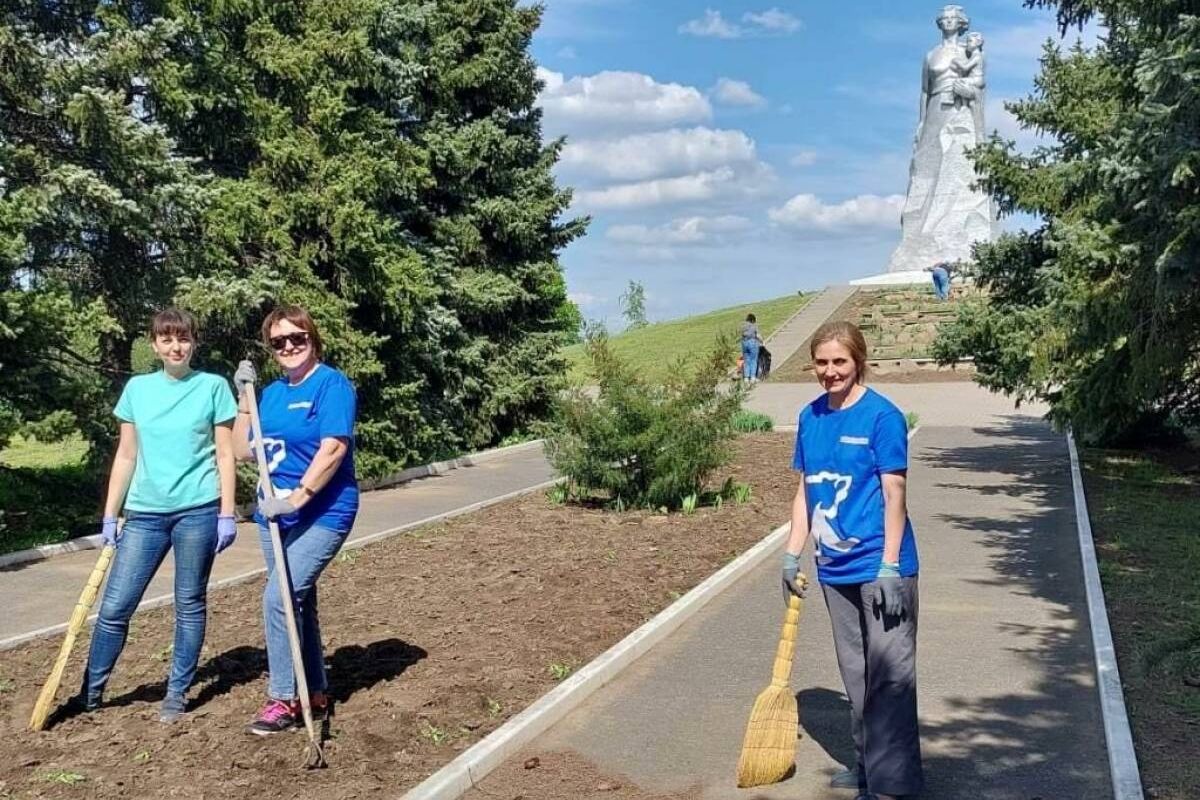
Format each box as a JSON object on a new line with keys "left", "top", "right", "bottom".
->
{"left": 1082, "top": 447, "right": 1200, "bottom": 800}
{"left": 564, "top": 293, "right": 811, "bottom": 383}
{"left": 0, "top": 435, "right": 95, "bottom": 554}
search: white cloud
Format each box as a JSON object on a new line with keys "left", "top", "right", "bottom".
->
{"left": 575, "top": 162, "right": 774, "bottom": 210}
{"left": 607, "top": 215, "right": 753, "bottom": 245}
{"left": 789, "top": 149, "right": 818, "bottom": 167}
{"left": 743, "top": 8, "right": 801, "bottom": 34}
{"left": 568, "top": 291, "right": 602, "bottom": 308}
{"left": 680, "top": 8, "right": 802, "bottom": 39}
{"left": 560, "top": 127, "right": 757, "bottom": 183}
{"left": 679, "top": 9, "right": 741, "bottom": 39}
{"left": 769, "top": 193, "right": 904, "bottom": 231}
{"left": 556, "top": 46, "right": 578, "bottom": 60}
{"left": 711, "top": 78, "right": 767, "bottom": 109}
{"left": 537, "top": 68, "right": 712, "bottom": 136}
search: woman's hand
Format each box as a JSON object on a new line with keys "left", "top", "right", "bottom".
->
{"left": 100, "top": 517, "right": 119, "bottom": 548}
{"left": 781, "top": 551, "right": 808, "bottom": 606}
{"left": 259, "top": 496, "right": 296, "bottom": 520}
{"left": 233, "top": 360, "right": 257, "bottom": 395}
{"left": 216, "top": 515, "right": 237, "bottom": 553}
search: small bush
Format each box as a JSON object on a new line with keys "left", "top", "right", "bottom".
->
{"left": 731, "top": 410, "right": 774, "bottom": 433}
{"left": 545, "top": 331, "right": 744, "bottom": 511}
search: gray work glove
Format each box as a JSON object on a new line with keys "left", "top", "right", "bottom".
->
{"left": 258, "top": 496, "right": 296, "bottom": 520}
{"left": 233, "top": 360, "right": 257, "bottom": 394}
{"left": 875, "top": 561, "right": 905, "bottom": 617}
{"left": 781, "top": 551, "right": 808, "bottom": 606}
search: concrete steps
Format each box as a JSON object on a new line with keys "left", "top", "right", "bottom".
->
{"left": 761, "top": 285, "right": 858, "bottom": 373}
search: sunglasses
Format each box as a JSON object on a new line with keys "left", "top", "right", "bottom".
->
{"left": 268, "top": 331, "right": 311, "bottom": 351}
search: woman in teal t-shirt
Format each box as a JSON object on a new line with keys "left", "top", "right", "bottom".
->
{"left": 81, "top": 308, "right": 239, "bottom": 723}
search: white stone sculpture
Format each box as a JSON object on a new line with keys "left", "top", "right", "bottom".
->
{"left": 885, "top": 5, "right": 999, "bottom": 275}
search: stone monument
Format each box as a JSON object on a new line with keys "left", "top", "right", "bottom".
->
{"left": 854, "top": 4, "right": 999, "bottom": 285}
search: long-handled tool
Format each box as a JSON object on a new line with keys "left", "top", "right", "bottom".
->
{"left": 244, "top": 382, "right": 326, "bottom": 769}
{"left": 29, "top": 545, "right": 116, "bottom": 731}
{"left": 735, "top": 593, "right": 803, "bottom": 787}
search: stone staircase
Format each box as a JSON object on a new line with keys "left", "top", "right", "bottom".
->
{"left": 761, "top": 285, "right": 857, "bottom": 380}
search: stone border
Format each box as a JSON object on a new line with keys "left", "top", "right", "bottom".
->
{"left": 0, "top": 440, "right": 545, "bottom": 570}
{"left": 0, "top": 477, "right": 561, "bottom": 653}
{"left": 1066, "top": 432, "right": 1145, "bottom": 799}
{"left": 399, "top": 426, "right": 918, "bottom": 800}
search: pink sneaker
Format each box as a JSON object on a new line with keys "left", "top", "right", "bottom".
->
{"left": 246, "top": 699, "right": 299, "bottom": 735}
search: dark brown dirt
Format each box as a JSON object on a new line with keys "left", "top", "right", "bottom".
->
{"left": 1, "top": 434, "right": 797, "bottom": 799}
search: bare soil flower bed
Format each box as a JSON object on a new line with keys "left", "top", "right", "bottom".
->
{"left": 2, "top": 433, "right": 796, "bottom": 799}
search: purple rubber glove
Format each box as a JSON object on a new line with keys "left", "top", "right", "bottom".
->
{"left": 258, "top": 496, "right": 296, "bottom": 520}
{"left": 216, "top": 515, "right": 237, "bottom": 553}
{"left": 100, "top": 516, "right": 119, "bottom": 548}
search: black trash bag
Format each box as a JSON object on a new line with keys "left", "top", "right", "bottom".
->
{"left": 756, "top": 344, "right": 772, "bottom": 379}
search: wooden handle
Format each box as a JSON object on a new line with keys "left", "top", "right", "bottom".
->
{"left": 29, "top": 545, "right": 115, "bottom": 731}
{"left": 242, "top": 384, "right": 322, "bottom": 748}
{"left": 769, "top": 594, "right": 802, "bottom": 687}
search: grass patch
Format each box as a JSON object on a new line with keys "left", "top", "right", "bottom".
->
{"left": 1082, "top": 447, "right": 1200, "bottom": 800}
{"left": 0, "top": 436, "right": 97, "bottom": 555}
{"left": 905, "top": 411, "right": 919, "bottom": 430}
{"left": 731, "top": 410, "right": 775, "bottom": 433}
{"left": 563, "top": 293, "right": 810, "bottom": 384}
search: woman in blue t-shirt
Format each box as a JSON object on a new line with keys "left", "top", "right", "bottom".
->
{"left": 231, "top": 305, "right": 358, "bottom": 735}
{"left": 84, "top": 308, "right": 239, "bottom": 723}
{"left": 781, "top": 321, "right": 923, "bottom": 800}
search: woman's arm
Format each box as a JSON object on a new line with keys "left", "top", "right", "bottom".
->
{"left": 880, "top": 471, "right": 908, "bottom": 565}
{"left": 784, "top": 476, "right": 811, "bottom": 556}
{"left": 214, "top": 422, "right": 237, "bottom": 516}
{"left": 231, "top": 392, "right": 253, "bottom": 462}
{"left": 103, "top": 423, "right": 138, "bottom": 518}
{"left": 286, "top": 437, "right": 349, "bottom": 511}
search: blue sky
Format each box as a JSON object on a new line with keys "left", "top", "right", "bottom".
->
{"left": 528, "top": 1, "right": 1091, "bottom": 327}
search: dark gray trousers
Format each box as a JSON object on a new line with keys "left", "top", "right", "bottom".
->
{"left": 822, "top": 577, "right": 923, "bottom": 797}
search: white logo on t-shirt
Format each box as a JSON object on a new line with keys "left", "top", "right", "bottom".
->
{"left": 804, "top": 470, "right": 861, "bottom": 565}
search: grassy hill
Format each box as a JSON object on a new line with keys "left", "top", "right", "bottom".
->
{"left": 564, "top": 293, "right": 812, "bottom": 384}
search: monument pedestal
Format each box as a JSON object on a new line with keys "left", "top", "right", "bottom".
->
{"left": 850, "top": 270, "right": 929, "bottom": 287}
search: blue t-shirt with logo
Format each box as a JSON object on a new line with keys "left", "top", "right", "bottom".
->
{"left": 253, "top": 364, "right": 359, "bottom": 532}
{"left": 115, "top": 370, "right": 238, "bottom": 513}
{"left": 792, "top": 387, "right": 919, "bottom": 585}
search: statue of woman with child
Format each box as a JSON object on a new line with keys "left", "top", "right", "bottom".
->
{"left": 886, "top": 5, "right": 999, "bottom": 275}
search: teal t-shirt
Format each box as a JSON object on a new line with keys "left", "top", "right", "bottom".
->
{"left": 114, "top": 370, "right": 238, "bottom": 513}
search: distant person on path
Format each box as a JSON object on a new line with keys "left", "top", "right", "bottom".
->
{"left": 781, "top": 320, "right": 923, "bottom": 800}
{"left": 232, "top": 305, "right": 358, "bottom": 735}
{"left": 925, "top": 261, "right": 951, "bottom": 300}
{"left": 83, "top": 308, "right": 239, "bottom": 723}
{"left": 741, "top": 313, "right": 762, "bottom": 383}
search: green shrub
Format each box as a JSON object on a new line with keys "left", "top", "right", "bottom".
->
{"left": 731, "top": 410, "right": 775, "bottom": 433}
{"left": 545, "top": 332, "right": 744, "bottom": 510}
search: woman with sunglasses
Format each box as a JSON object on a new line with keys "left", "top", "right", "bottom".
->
{"left": 84, "top": 308, "right": 239, "bottom": 723}
{"left": 231, "top": 305, "right": 358, "bottom": 735}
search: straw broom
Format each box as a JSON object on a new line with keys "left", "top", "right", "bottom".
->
{"left": 735, "top": 592, "right": 804, "bottom": 787}
{"left": 29, "top": 545, "right": 116, "bottom": 731}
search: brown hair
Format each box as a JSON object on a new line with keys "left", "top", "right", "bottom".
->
{"left": 261, "top": 304, "right": 324, "bottom": 358}
{"left": 809, "top": 320, "right": 869, "bottom": 384}
{"left": 150, "top": 307, "right": 198, "bottom": 341}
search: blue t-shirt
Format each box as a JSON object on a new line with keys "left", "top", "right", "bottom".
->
{"left": 114, "top": 370, "right": 238, "bottom": 513}
{"left": 792, "top": 387, "right": 919, "bottom": 584}
{"left": 254, "top": 364, "right": 359, "bottom": 532}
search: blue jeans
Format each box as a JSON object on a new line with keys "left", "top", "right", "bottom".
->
{"left": 742, "top": 339, "right": 759, "bottom": 380}
{"left": 259, "top": 519, "right": 349, "bottom": 700}
{"left": 84, "top": 501, "right": 218, "bottom": 703}
{"left": 931, "top": 267, "right": 950, "bottom": 300}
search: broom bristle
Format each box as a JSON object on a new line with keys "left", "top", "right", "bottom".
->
{"left": 735, "top": 684, "right": 798, "bottom": 788}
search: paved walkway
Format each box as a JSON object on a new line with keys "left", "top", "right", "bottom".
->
{"left": 482, "top": 388, "right": 1113, "bottom": 798}
{"left": 763, "top": 285, "right": 858, "bottom": 368}
{"left": 1, "top": 445, "right": 555, "bottom": 646}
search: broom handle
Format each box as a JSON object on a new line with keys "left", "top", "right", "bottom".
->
{"left": 243, "top": 384, "right": 321, "bottom": 746}
{"left": 29, "top": 544, "right": 115, "bottom": 731}
{"left": 769, "top": 594, "right": 802, "bottom": 688}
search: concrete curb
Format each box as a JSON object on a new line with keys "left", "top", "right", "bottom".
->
{"left": 400, "top": 426, "right": 920, "bottom": 800}
{"left": 1065, "top": 432, "right": 1145, "bottom": 799}
{"left": 0, "top": 477, "right": 561, "bottom": 653}
{"left": 0, "top": 440, "right": 546, "bottom": 570}
{"left": 399, "top": 521, "right": 792, "bottom": 800}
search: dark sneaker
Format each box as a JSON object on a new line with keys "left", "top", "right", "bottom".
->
{"left": 159, "top": 694, "right": 187, "bottom": 723}
{"left": 246, "top": 699, "right": 299, "bottom": 735}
